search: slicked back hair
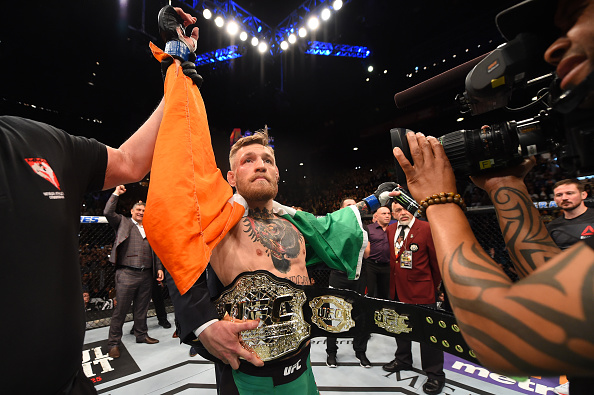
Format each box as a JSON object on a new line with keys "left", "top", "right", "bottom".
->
{"left": 229, "top": 130, "right": 274, "bottom": 170}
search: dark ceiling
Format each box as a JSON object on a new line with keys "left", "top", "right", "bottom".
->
{"left": 1, "top": 0, "right": 526, "bottom": 180}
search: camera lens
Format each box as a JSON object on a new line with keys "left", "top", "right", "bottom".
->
{"left": 437, "top": 130, "right": 471, "bottom": 177}
{"left": 391, "top": 115, "right": 552, "bottom": 179}
{"left": 439, "top": 123, "right": 523, "bottom": 177}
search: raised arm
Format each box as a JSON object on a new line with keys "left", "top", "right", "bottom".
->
{"left": 393, "top": 131, "right": 594, "bottom": 376}
{"left": 142, "top": 5, "right": 263, "bottom": 370}
{"left": 103, "top": 185, "right": 125, "bottom": 228}
{"left": 356, "top": 181, "right": 403, "bottom": 215}
{"left": 102, "top": 6, "right": 203, "bottom": 190}
{"left": 103, "top": 98, "right": 164, "bottom": 190}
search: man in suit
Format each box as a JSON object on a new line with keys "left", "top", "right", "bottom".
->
{"left": 383, "top": 201, "right": 445, "bottom": 395}
{"left": 105, "top": 184, "right": 164, "bottom": 359}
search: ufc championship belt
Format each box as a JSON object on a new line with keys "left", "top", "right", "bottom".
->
{"left": 213, "top": 270, "right": 478, "bottom": 364}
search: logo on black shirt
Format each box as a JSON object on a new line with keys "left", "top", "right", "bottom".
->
{"left": 581, "top": 226, "right": 594, "bottom": 238}
{"left": 25, "top": 157, "right": 61, "bottom": 189}
{"left": 25, "top": 157, "right": 65, "bottom": 199}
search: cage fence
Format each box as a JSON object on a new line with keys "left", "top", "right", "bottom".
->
{"left": 80, "top": 204, "right": 568, "bottom": 328}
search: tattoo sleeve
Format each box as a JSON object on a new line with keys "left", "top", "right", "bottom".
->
{"left": 355, "top": 201, "right": 370, "bottom": 215}
{"left": 444, "top": 241, "right": 594, "bottom": 375}
{"left": 426, "top": 201, "right": 594, "bottom": 375}
{"left": 489, "top": 185, "right": 560, "bottom": 278}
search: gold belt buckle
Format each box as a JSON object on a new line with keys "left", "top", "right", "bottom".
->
{"left": 214, "top": 272, "right": 311, "bottom": 361}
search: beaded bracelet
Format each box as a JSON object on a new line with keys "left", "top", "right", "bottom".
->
{"left": 418, "top": 192, "right": 466, "bottom": 217}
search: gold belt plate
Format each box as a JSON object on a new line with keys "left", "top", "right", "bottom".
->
{"left": 215, "top": 272, "right": 311, "bottom": 361}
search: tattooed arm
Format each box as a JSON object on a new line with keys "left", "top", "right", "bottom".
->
{"left": 393, "top": 131, "right": 594, "bottom": 376}
{"left": 471, "top": 159, "right": 560, "bottom": 278}
{"left": 356, "top": 182, "right": 399, "bottom": 215}
{"left": 421, "top": 203, "right": 594, "bottom": 375}
{"left": 355, "top": 200, "right": 371, "bottom": 216}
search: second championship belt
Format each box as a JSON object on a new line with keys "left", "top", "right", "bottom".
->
{"left": 214, "top": 270, "right": 478, "bottom": 364}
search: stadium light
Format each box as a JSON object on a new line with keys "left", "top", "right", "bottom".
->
{"left": 258, "top": 42, "right": 268, "bottom": 53}
{"left": 226, "top": 21, "right": 239, "bottom": 35}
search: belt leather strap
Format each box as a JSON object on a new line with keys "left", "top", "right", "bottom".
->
{"left": 237, "top": 343, "right": 310, "bottom": 386}
{"left": 201, "top": 270, "right": 477, "bottom": 364}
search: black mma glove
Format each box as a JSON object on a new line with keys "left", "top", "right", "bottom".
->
{"left": 363, "top": 182, "right": 398, "bottom": 212}
{"left": 157, "top": 5, "right": 203, "bottom": 87}
{"left": 363, "top": 182, "right": 420, "bottom": 214}
{"left": 158, "top": 5, "right": 197, "bottom": 60}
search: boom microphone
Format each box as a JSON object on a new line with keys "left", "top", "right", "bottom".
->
{"left": 394, "top": 53, "right": 489, "bottom": 109}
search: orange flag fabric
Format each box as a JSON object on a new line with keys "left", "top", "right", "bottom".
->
{"left": 144, "top": 43, "right": 245, "bottom": 294}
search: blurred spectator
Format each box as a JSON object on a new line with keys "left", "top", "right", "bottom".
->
{"left": 81, "top": 267, "right": 92, "bottom": 293}
{"left": 89, "top": 255, "right": 115, "bottom": 300}
{"left": 83, "top": 290, "right": 98, "bottom": 312}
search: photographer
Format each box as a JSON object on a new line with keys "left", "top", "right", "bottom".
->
{"left": 392, "top": 0, "right": 594, "bottom": 387}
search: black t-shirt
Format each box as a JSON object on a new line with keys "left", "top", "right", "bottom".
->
{"left": 586, "top": 233, "right": 594, "bottom": 250}
{"left": 0, "top": 116, "right": 107, "bottom": 393}
{"left": 546, "top": 208, "right": 594, "bottom": 250}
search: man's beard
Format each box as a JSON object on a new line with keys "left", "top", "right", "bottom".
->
{"left": 237, "top": 178, "right": 278, "bottom": 203}
{"left": 561, "top": 201, "right": 582, "bottom": 213}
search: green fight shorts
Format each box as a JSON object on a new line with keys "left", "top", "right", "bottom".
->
{"left": 231, "top": 344, "right": 318, "bottom": 395}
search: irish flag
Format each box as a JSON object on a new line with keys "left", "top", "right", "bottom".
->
{"left": 144, "top": 43, "right": 365, "bottom": 295}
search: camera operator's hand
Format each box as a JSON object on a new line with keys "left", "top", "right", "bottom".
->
{"left": 470, "top": 157, "right": 536, "bottom": 193}
{"left": 393, "top": 132, "right": 457, "bottom": 204}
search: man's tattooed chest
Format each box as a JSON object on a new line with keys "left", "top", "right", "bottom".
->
{"left": 243, "top": 208, "right": 304, "bottom": 273}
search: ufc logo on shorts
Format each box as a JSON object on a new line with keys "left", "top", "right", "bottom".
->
{"left": 283, "top": 359, "right": 302, "bottom": 376}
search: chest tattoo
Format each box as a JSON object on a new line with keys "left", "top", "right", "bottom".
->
{"left": 243, "top": 208, "right": 304, "bottom": 273}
